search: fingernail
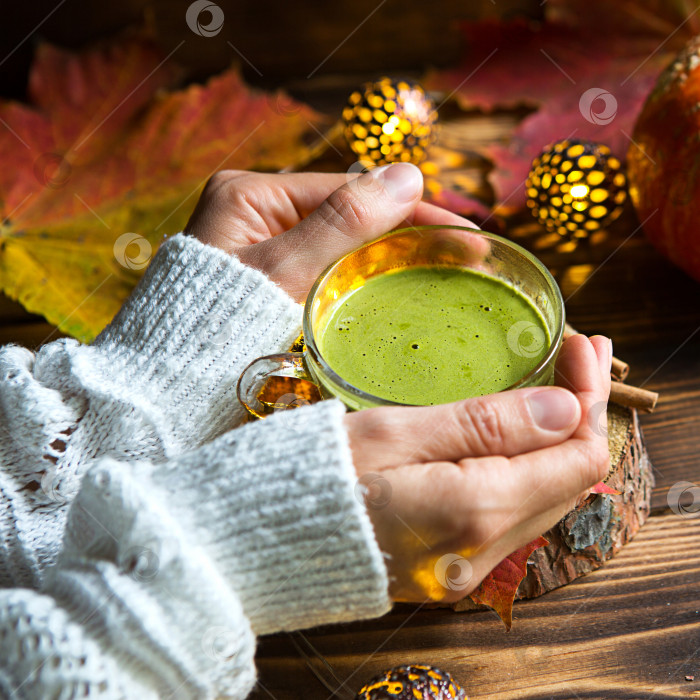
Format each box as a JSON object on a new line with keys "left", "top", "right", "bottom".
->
{"left": 598, "top": 338, "right": 612, "bottom": 377}
{"left": 372, "top": 162, "right": 423, "bottom": 202}
{"left": 527, "top": 388, "right": 578, "bottom": 431}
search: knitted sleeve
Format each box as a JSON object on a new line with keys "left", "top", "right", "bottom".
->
{"left": 0, "top": 401, "right": 391, "bottom": 699}
{"left": 0, "top": 233, "right": 302, "bottom": 589}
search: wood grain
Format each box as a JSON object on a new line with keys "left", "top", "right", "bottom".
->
{"left": 253, "top": 514, "right": 700, "bottom": 699}
{"left": 1, "top": 61, "right": 699, "bottom": 700}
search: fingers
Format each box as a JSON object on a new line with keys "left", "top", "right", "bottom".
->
{"left": 406, "top": 201, "right": 491, "bottom": 263}
{"left": 470, "top": 336, "right": 612, "bottom": 521}
{"left": 590, "top": 334, "right": 613, "bottom": 398}
{"left": 357, "top": 334, "right": 613, "bottom": 605}
{"left": 218, "top": 174, "right": 476, "bottom": 235}
{"left": 554, "top": 333, "right": 612, "bottom": 443}
{"left": 238, "top": 163, "right": 424, "bottom": 301}
{"left": 269, "top": 172, "right": 359, "bottom": 221}
{"left": 555, "top": 333, "right": 609, "bottom": 395}
{"left": 346, "top": 385, "right": 580, "bottom": 472}
{"left": 225, "top": 171, "right": 354, "bottom": 234}
{"left": 188, "top": 168, "right": 489, "bottom": 301}
{"left": 186, "top": 171, "right": 354, "bottom": 250}
{"left": 408, "top": 200, "right": 478, "bottom": 228}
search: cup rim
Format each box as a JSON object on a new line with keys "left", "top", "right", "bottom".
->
{"left": 302, "top": 224, "right": 565, "bottom": 407}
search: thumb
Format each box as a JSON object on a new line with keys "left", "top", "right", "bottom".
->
{"left": 239, "top": 163, "right": 423, "bottom": 301}
{"left": 346, "top": 386, "right": 581, "bottom": 473}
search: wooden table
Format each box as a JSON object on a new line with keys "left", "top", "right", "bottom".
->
{"left": 1, "top": 91, "right": 699, "bottom": 699}
{"left": 252, "top": 92, "right": 700, "bottom": 698}
{"left": 246, "top": 197, "right": 700, "bottom": 698}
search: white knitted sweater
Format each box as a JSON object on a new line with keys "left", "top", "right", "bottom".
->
{"left": 0, "top": 234, "right": 391, "bottom": 698}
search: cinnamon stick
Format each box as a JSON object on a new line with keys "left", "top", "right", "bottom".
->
{"left": 610, "top": 381, "right": 658, "bottom": 413}
{"left": 564, "top": 323, "right": 630, "bottom": 380}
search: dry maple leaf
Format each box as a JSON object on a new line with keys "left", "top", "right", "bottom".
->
{"left": 425, "top": 3, "right": 691, "bottom": 212}
{"left": 590, "top": 482, "right": 621, "bottom": 495}
{"left": 0, "top": 34, "right": 320, "bottom": 341}
{"left": 469, "top": 535, "right": 548, "bottom": 630}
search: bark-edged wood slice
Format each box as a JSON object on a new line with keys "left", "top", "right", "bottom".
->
{"left": 452, "top": 401, "right": 654, "bottom": 611}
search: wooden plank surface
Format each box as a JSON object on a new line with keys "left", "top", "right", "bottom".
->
{"left": 253, "top": 514, "right": 700, "bottom": 699}
{"left": 1, "top": 67, "right": 699, "bottom": 700}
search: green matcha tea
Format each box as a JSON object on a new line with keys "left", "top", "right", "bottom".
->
{"left": 317, "top": 266, "right": 550, "bottom": 405}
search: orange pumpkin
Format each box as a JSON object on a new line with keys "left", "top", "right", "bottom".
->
{"left": 627, "top": 34, "right": 700, "bottom": 282}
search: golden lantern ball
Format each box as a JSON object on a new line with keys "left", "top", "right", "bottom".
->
{"left": 526, "top": 139, "right": 627, "bottom": 239}
{"left": 356, "top": 664, "right": 466, "bottom": 700}
{"left": 342, "top": 77, "right": 437, "bottom": 166}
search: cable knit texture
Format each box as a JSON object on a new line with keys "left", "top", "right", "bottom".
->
{"left": 144, "top": 401, "right": 390, "bottom": 636}
{"left": 0, "top": 234, "right": 391, "bottom": 698}
{"left": 0, "top": 233, "right": 302, "bottom": 588}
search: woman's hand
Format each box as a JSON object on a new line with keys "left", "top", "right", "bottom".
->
{"left": 184, "top": 164, "right": 475, "bottom": 301}
{"left": 186, "top": 166, "right": 612, "bottom": 604}
{"left": 346, "top": 334, "right": 612, "bottom": 603}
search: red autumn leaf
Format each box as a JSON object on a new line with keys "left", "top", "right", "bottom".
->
{"left": 0, "top": 33, "right": 321, "bottom": 341}
{"left": 425, "top": 4, "right": 690, "bottom": 211}
{"left": 590, "top": 481, "right": 621, "bottom": 495}
{"left": 469, "top": 536, "right": 548, "bottom": 630}
{"left": 547, "top": 0, "right": 700, "bottom": 38}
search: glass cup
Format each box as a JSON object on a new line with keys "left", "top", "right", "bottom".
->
{"left": 237, "top": 225, "right": 565, "bottom": 415}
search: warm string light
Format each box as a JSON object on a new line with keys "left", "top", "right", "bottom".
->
{"left": 526, "top": 139, "right": 627, "bottom": 239}
{"left": 356, "top": 664, "right": 465, "bottom": 700}
{"left": 342, "top": 77, "right": 437, "bottom": 166}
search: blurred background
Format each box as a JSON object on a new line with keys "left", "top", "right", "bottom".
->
{"left": 1, "top": 0, "right": 541, "bottom": 99}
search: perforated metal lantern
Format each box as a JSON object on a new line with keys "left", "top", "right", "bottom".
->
{"left": 342, "top": 77, "right": 437, "bottom": 166}
{"left": 526, "top": 139, "right": 627, "bottom": 238}
{"left": 356, "top": 664, "right": 466, "bottom": 700}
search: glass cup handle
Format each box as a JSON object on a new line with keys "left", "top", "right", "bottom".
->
{"left": 237, "top": 352, "right": 315, "bottom": 419}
